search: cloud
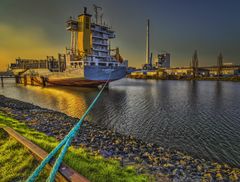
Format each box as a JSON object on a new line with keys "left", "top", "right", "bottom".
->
{"left": 0, "top": 23, "right": 65, "bottom": 71}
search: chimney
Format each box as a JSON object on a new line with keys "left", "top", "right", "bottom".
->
{"left": 146, "top": 19, "right": 150, "bottom": 65}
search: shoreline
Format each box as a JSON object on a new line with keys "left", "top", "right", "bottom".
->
{"left": 127, "top": 75, "right": 240, "bottom": 82}
{"left": 0, "top": 95, "right": 239, "bottom": 181}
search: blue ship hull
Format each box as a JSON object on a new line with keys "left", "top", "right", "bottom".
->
{"left": 84, "top": 65, "right": 127, "bottom": 81}
{"left": 14, "top": 65, "right": 127, "bottom": 88}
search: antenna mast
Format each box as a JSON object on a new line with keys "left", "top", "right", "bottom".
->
{"left": 100, "top": 13, "right": 104, "bottom": 25}
{"left": 93, "top": 4, "right": 102, "bottom": 24}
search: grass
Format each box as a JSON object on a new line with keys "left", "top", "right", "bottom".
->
{"left": 0, "top": 129, "right": 48, "bottom": 182}
{"left": 0, "top": 113, "right": 150, "bottom": 182}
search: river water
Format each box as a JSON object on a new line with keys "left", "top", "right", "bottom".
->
{"left": 0, "top": 78, "right": 240, "bottom": 167}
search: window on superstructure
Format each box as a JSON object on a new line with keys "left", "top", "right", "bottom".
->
{"left": 99, "top": 63, "right": 106, "bottom": 66}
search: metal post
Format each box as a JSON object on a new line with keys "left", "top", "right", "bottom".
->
{"left": 15, "top": 76, "right": 18, "bottom": 84}
{"left": 1, "top": 77, "right": 3, "bottom": 87}
{"left": 15, "top": 76, "right": 21, "bottom": 84}
{"left": 71, "top": 31, "right": 74, "bottom": 54}
{"left": 41, "top": 76, "right": 46, "bottom": 87}
{"left": 20, "top": 76, "right": 23, "bottom": 84}
{"left": 73, "top": 31, "right": 75, "bottom": 54}
{"left": 30, "top": 77, "right": 34, "bottom": 86}
{"left": 24, "top": 75, "right": 27, "bottom": 86}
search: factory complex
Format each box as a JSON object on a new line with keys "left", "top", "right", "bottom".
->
{"left": 130, "top": 20, "right": 240, "bottom": 79}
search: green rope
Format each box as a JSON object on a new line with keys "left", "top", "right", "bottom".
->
{"left": 27, "top": 77, "right": 110, "bottom": 182}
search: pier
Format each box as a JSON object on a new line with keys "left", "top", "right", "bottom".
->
{"left": 0, "top": 75, "right": 40, "bottom": 87}
{"left": 0, "top": 74, "right": 48, "bottom": 87}
{"left": 0, "top": 75, "right": 15, "bottom": 87}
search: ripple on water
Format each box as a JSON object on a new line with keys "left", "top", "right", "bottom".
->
{"left": 1, "top": 79, "right": 240, "bottom": 167}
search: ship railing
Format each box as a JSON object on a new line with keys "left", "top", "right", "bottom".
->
{"left": 91, "top": 28, "right": 115, "bottom": 37}
{"left": 92, "top": 48, "right": 108, "bottom": 52}
{"left": 92, "top": 34, "right": 108, "bottom": 40}
{"left": 92, "top": 41, "right": 108, "bottom": 46}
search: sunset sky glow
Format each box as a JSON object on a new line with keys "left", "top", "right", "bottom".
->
{"left": 0, "top": 0, "right": 240, "bottom": 71}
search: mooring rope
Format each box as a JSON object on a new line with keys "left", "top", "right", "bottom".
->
{"left": 27, "top": 74, "right": 111, "bottom": 182}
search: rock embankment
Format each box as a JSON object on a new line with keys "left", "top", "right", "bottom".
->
{"left": 0, "top": 95, "right": 239, "bottom": 181}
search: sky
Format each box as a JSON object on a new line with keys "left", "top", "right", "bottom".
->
{"left": 0, "top": 0, "right": 240, "bottom": 71}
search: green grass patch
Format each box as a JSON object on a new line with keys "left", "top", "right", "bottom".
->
{"left": 0, "top": 113, "right": 149, "bottom": 182}
{"left": 0, "top": 129, "right": 48, "bottom": 182}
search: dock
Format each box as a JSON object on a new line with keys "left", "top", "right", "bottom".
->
{"left": 0, "top": 75, "right": 47, "bottom": 87}
{"left": 0, "top": 75, "right": 15, "bottom": 87}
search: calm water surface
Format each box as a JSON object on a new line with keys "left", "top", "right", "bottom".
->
{"left": 1, "top": 78, "right": 240, "bottom": 166}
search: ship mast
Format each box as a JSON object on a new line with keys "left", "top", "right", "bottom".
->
{"left": 100, "top": 13, "right": 104, "bottom": 25}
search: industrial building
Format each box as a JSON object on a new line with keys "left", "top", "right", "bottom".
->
{"left": 130, "top": 19, "right": 239, "bottom": 79}
{"left": 164, "top": 65, "right": 240, "bottom": 77}
{"left": 130, "top": 50, "right": 240, "bottom": 79}
{"left": 155, "top": 53, "right": 170, "bottom": 68}
{"left": 141, "top": 19, "right": 171, "bottom": 70}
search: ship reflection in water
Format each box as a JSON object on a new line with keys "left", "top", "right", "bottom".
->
{"left": 0, "top": 80, "right": 88, "bottom": 118}
{"left": 1, "top": 78, "right": 240, "bottom": 167}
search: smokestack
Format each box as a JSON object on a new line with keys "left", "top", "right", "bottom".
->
{"left": 146, "top": 19, "right": 150, "bottom": 65}
{"left": 150, "top": 52, "right": 153, "bottom": 68}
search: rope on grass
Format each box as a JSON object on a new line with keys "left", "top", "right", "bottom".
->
{"left": 27, "top": 74, "right": 111, "bottom": 182}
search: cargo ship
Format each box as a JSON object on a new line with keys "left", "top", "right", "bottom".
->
{"left": 10, "top": 6, "right": 128, "bottom": 87}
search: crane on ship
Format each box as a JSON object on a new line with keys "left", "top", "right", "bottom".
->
{"left": 110, "top": 47, "right": 124, "bottom": 63}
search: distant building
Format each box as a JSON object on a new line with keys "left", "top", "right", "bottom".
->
{"left": 207, "top": 65, "right": 240, "bottom": 76}
{"left": 223, "top": 63, "right": 233, "bottom": 66}
{"left": 164, "top": 65, "right": 240, "bottom": 77}
{"left": 155, "top": 53, "right": 170, "bottom": 68}
{"left": 132, "top": 51, "right": 240, "bottom": 78}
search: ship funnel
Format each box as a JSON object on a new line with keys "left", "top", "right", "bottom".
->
{"left": 78, "top": 7, "right": 92, "bottom": 56}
